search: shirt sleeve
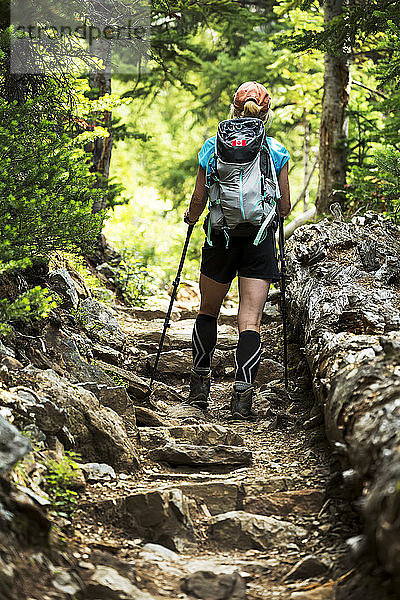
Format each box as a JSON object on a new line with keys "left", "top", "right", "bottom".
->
{"left": 198, "top": 136, "right": 216, "bottom": 175}
{"left": 267, "top": 137, "right": 290, "bottom": 177}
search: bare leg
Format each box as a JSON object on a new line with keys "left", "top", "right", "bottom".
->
{"left": 199, "top": 273, "right": 231, "bottom": 318}
{"left": 230, "top": 277, "right": 271, "bottom": 418}
{"left": 237, "top": 277, "right": 270, "bottom": 333}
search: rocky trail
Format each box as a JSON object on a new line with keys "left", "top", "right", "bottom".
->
{"left": 71, "top": 303, "right": 340, "bottom": 600}
{"left": 1, "top": 227, "right": 399, "bottom": 599}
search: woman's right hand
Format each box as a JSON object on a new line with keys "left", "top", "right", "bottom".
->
{"left": 184, "top": 208, "right": 198, "bottom": 225}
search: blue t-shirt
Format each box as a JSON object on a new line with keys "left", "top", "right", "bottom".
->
{"left": 198, "top": 135, "right": 290, "bottom": 177}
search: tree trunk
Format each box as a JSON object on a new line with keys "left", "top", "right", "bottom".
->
{"left": 316, "top": 0, "right": 351, "bottom": 214}
{"left": 303, "top": 112, "right": 311, "bottom": 211}
{"left": 88, "top": 37, "right": 113, "bottom": 214}
{"left": 286, "top": 212, "right": 400, "bottom": 575}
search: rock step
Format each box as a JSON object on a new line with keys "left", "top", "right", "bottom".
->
{"left": 139, "top": 424, "right": 244, "bottom": 449}
{"left": 144, "top": 348, "right": 284, "bottom": 384}
{"left": 145, "top": 348, "right": 228, "bottom": 377}
{"left": 86, "top": 480, "right": 244, "bottom": 517}
{"left": 148, "top": 442, "right": 252, "bottom": 468}
{"left": 80, "top": 487, "right": 307, "bottom": 555}
{"left": 94, "top": 361, "right": 149, "bottom": 399}
{"left": 81, "top": 488, "right": 196, "bottom": 553}
{"left": 209, "top": 510, "right": 307, "bottom": 551}
{"left": 134, "top": 319, "right": 238, "bottom": 352}
{"left": 243, "top": 488, "right": 325, "bottom": 517}
{"left": 138, "top": 424, "right": 251, "bottom": 469}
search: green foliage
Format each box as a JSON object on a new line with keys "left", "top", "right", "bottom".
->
{"left": 346, "top": 148, "right": 400, "bottom": 218}
{"left": 0, "top": 92, "right": 104, "bottom": 263}
{"left": 113, "top": 247, "right": 161, "bottom": 306}
{"left": 0, "top": 83, "right": 106, "bottom": 333}
{"left": 283, "top": 0, "right": 400, "bottom": 220}
{"left": 105, "top": 4, "right": 322, "bottom": 286}
{"left": 0, "top": 286, "right": 57, "bottom": 335}
{"left": 43, "top": 451, "right": 82, "bottom": 517}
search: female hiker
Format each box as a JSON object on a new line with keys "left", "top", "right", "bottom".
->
{"left": 183, "top": 81, "right": 291, "bottom": 419}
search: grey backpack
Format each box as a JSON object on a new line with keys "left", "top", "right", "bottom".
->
{"left": 205, "top": 117, "right": 280, "bottom": 247}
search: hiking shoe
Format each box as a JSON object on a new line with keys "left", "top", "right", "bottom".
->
{"left": 230, "top": 384, "right": 256, "bottom": 420}
{"left": 187, "top": 368, "right": 211, "bottom": 409}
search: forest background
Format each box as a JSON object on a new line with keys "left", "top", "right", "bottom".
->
{"left": 1, "top": 0, "right": 400, "bottom": 327}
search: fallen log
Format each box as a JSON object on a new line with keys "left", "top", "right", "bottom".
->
{"left": 285, "top": 211, "right": 400, "bottom": 576}
{"left": 283, "top": 206, "right": 316, "bottom": 240}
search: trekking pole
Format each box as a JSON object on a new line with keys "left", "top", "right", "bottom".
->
{"left": 278, "top": 216, "right": 289, "bottom": 390}
{"left": 148, "top": 224, "right": 194, "bottom": 393}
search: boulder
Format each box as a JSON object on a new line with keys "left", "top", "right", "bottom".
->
{"left": 1, "top": 387, "right": 66, "bottom": 434}
{"left": 92, "top": 343, "right": 122, "bottom": 365}
{"left": 48, "top": 268, "right": 79, "bottom": 309}
{"left": 165, "top": 403, "right": 210, "bottom": 423}
{"left": 1, "top": 357, "right": 23, "bottom": 370}
{"left": 134, "top": 406, "right": 169, "bottom": 427}
{"left": 84, "top": 406, "right": 138, "bottom": 470}
{"left": 151, "top": 381, "right": 183, "bottom": 404}
{"left": 16, "top": 390, "right": 66, "bottom": 434}
{"left": 141, "top": 543, "right": 180, "bottom": 562}
{"left": 182, "top": 570, "right": 246, "bottom": 600}
{"left": 80, "top": 463, "right": 116, "bottom": 482}
{"left": 12, "top": 367, "right": 138, "bottom": 470}
{"left": 137, "top": 320, "right": 237, "bottom": 351}
{"left": 52, "top": 568, "right": 82, "bottom": 597}
{"left": 148, "top": 442, "right": 251, "bottom": 468}
{"left": 0, "top": 341, "right": 15, "bottom": 359}
{"left": 256, "top": 358, "right": 284, "bottom": 384}
{"left": 140, "top": 424, "right": 244, "bottom": 450}
{"left": 43, "top": 327, "right": 112, "bottom": 386}
{"left": 94, "top": 361, "right": 149, "bottom": 399}
{"left": 87, "top": 488, "right": 195, "bottom": 552}
{"left": 0, "top": 415, "right": 32, "bottom": 474}
{"left": 146, "top": 349, "right": 226, "bottom": 376}
{"left": 244, "top": 489, "right": 324, "bottom": 517}
{"left": 84, "top": 565, "right": 156, "bottom": 599}
{"left": 209, "top": 511, "right": 307, "bottom": 550}
{"left": 79, "top": 382, "right": 130, "bottom": 416}
{"left": 243, "top": 477, "right": 288, "bottom": 496}
{"left": 173, "top": 481, "right": 242, "bottom": 515}
{"left": 261, "top": 303, "right": 281, "bottom": 325}
{"left": 283, "top": 555, "right": 329, "bottom": 582}
{"left": 79, "top": 298, "right": 126, "bottom": 350}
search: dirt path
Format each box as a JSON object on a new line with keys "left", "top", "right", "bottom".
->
{"left": 66, "top": 300, "right": 384, "bottom": 600}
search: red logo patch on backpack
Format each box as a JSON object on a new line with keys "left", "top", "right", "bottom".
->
{"left": 232, "top": 139, "right": 246, "bottom": 147}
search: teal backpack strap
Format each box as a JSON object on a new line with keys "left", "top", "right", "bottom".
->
{"left": 206, "top": 212, "right": 213, "bottom": 246}
{"left": 267, "top": 145, "right": 281, "bottom": 200}
{"left": 253, "top": 203, "right": 276, "bottom": 246}
{"left": 205, "top": 152, "right": 216, "bottom": 188}
{"left": 222, "top": 227, "right": 230, "bottom": 249}
{"left": 253, "top": 142, "right": 280, "bottom": 246}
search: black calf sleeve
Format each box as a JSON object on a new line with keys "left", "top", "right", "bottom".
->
{"left": 192, "top": 314, "right": 218, "bottom": 370}
{"left": 235, "top": 329, "right": 261, "bottom": 385}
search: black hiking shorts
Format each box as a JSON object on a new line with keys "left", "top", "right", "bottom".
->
{"left": 200, "top": 227, "right": 280, "bottom": 284}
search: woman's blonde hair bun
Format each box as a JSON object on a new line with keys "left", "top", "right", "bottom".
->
{"left": 230, "top": 101, "right": 271, "bottom": 123}
{"left": 243, "top": 99, "right": 263, "bottom": 116}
